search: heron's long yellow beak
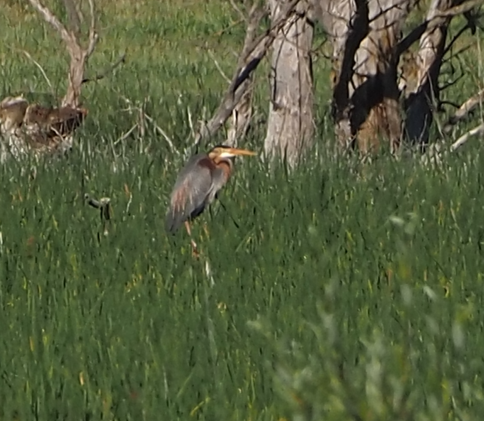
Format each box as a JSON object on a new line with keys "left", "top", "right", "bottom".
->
{"left": 221, "top": 147, "right": 257, "bottom": 158}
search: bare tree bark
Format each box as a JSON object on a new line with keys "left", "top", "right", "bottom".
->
{"left": 190, "top": 0, "right": 481, "bottom": 159}
{"left": 193, "top": 0, "right": 301, "bottom": 148}
{"left": 398, "top": 0, "right": 483, "bottom": 147}
{"left": 404, "top": 0, "right": 460, "bottom": 146}
{"left": 28, "top": 0, "right": 98, "bottom": 108}
{"left": 263, "top": 0, "right": 314, "bottom": 167}
{"left": 314, "top": 0, "right": 483, "bottom": 154}
{"left": 315, "top": 0, "right": 413, "bottom": 153}
{"left": 0, "top": 0, "right": 123, "bottom": 162}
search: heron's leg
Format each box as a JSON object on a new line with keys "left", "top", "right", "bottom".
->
{"left": 184, "top": 220, "right": 199, "bottom": 257}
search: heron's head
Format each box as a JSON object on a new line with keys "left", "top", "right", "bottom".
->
{"left": 208, "top": 145, "right": 257, "bottom": 161}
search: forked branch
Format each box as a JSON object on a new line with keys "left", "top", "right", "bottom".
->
{"left": 28, "top": 0, "right": 99, "bottom": 108}
{"left": 397, "top": 0, "right": 484, "bottom": 54}
{"left": 194, "top": 0, "right": 301, "bottom": 146}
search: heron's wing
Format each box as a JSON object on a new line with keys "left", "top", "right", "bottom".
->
{"left": 165, "top": 154, "right": 216, "bottom": 233}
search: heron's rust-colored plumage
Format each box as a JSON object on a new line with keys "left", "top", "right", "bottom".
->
{"left": 165, "top": 145, "right": 256, "bottom": 254}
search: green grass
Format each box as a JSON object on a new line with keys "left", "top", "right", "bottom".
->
{"left": 1, "top": 1, "right": 484, "bottom": 420}
{"left": 3, "top": 144, "right": 484, "bottom": 420}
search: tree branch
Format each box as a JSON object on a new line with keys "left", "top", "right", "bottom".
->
{"left": 82, "top": 53, "right": 127, "bottom": 84}
{"left": 403, "top": 0, "right": 475, "bottom": 146}
{"left": 194, "top": 0, "right": 300, "bottom": 146}
{"left": 86, "top": 0, "right": 98, "bottom": 56}
{"left": 63, "top": 0, "right": 81, "bottom": 35}
{"left": 28, "top": 0, "right": 72, "bottom": 45}
{"left": 397, "top": 0, "right": 484, "bottom": 56}
{"left": 331, "top": 0, "right": 370, "bottom": 123}
{"left": 28, "top": 0, "right": 100, "bottom": 107}
{"left": 450, "top": 122, "right": 484, "bottom": 151}
{"left": 444, "top": 88, "right": 484, "bottom": 132}
{"left": 442, "top": 21, "right": 474, "bottom": 57}
{"left": 436, "top": 0, "right": 484, "bottom": 18}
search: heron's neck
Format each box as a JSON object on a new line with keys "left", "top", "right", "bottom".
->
{"left": 215, "top": 158, "right": 233, "bottom": 181}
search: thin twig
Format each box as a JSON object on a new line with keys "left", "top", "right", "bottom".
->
{"left": 18, "top": 49, "right": 53, "bottom": 90}
{"left": 440, "top": 100, "right": 460, "bottom": 109}
{"left": 439, "top": 72, "right": 464, "bottom": 91}
{"left": 442, "top": 23, "right": 473, "bottom": 57}
{"left": 206, "top": 49, "right": 231, "bottom": 84}
{"left": 228, "top": 0, "right": 248, "bottom": 23}
{"left": 82, "top": 53, "right": 127, "bottom": 84}
{"left": 187, "top": 106, "right": 195, "bottom": 138}
{"left": 143, "top": 113, "right": 180, "bottom": 156}
{"left": 113, "top": 124, "right": 138, "bottom": 146}
{"left": 213, "top": 19, "right": 245, "bottom": 37}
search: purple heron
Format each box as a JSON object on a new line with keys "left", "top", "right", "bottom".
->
{"left": 165, "top": 145, "right": 257, "bottom": 253}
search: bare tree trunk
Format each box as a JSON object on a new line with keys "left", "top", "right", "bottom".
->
{"left": 315, "top": 0, "right": 413, "bottom": 153}
{"left": 29, "top": 0, "right": 98, "bottom": 108}
{"left": 404, "top": 0, "right": 459, "bottom": 146}
{"left": 192, "top": 2, "right": 300, "bottom": 148}
{"left": 264, "top": 0, "right": 314, "bottom": 168}
{"left": 0, "top": 0, "right": 125, "bottom": 162}
{"left": 64, "top": 47, "right": 92, "bottom": 108}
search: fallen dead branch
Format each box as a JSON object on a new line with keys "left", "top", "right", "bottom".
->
{"left": 450, "top": 122, "right": 484, "bottom": 151}
{"left": 444, "top": 88, "right": 484, "bottom": 133}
